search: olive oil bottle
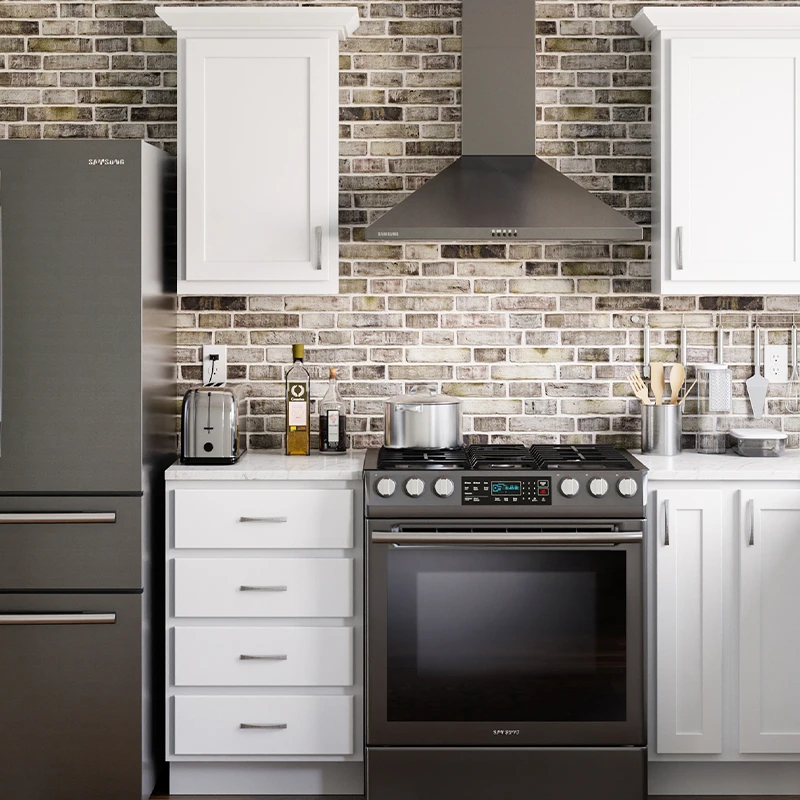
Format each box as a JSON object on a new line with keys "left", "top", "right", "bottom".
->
{"left": 285, "top": 344, "right": 311, "bottom": 456}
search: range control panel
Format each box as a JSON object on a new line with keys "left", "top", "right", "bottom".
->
{"left": 463, "top": 476, "right": 552, "bottom": 505}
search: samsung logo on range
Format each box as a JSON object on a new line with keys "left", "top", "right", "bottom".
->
{"left": 88, "top": 158, "right": 125, "bottom": 166}
{"left": 377, "top": 231, "right": 399, "bottom": 237}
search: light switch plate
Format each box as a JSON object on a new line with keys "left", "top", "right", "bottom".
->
{"left": 764, "top": 345, "right": 788, "bottom": 383}
{"left": 202, "top": 345, "right": 227, "bottom": 385}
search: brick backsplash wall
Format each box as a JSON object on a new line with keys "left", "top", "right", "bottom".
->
{"left": 3, "top": 0, "right": 800, "bottom": 450}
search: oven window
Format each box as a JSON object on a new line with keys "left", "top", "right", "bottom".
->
{"left": 386, "top": 548, "right": 627, "bottom": 722}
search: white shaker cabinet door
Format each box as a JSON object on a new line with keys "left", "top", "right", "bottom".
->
{"left": 739, "top": 490, "right": 800, "bottom": 754}
{"left": 184, "top": 37, "right": 333, "bottom": 285}
{"left": 669, "top": 38, "right": 800, "bottom": 283}
{"left": 655, "top": 489, "right": 724, "bottom": 754}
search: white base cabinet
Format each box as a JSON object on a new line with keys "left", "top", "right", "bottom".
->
{"left": 156, "top": 7, "right": 359, "bottom": 295}
{"left": 633, "top": 8, "right": 800, "bottom": 294}
{"left": 649, "top": 480, "right": 800, "bottom": 773}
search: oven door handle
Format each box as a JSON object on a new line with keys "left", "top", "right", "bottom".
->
{"left": 371, "top": 531, "right": 642, "bottom": 545}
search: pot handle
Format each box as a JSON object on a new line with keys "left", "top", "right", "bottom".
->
{"left": 394, "top": 403, "right": 424, "bottom": 413}
{"left": 408, "top": 384, "right": 437, "bottom": 397}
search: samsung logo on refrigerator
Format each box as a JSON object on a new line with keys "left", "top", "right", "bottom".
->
{"left": 87, "top": 158, "right": 125, "bottom": 166}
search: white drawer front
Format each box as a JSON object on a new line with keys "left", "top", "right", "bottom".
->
{"left": 173, "top": 488, "right": 353, "bottom": 549}
{"left": 173, "top": 558, "right": 353, "bottom": 618}
{"left": 174, "top": 695, "right": 353, "bottom": 756}
{"left": 174, "top": 626, "right": 354, "bottom": 687}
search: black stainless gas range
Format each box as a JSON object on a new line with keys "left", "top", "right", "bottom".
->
{"left": 365, "top": 444, "right": 648, "bottom": 800}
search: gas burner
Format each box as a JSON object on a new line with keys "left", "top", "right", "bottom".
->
{"left": 377, "top": 447, "right": 468, "bottom": 471}
{"left": 467, "top": 444, "right": 537, "bottom": 469}
{"left": 529, "top": 444, "right": 634, "bottom": 471}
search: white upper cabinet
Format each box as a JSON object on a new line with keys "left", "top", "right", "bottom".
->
{"left": 739, "top": 489, "right": 800, "bottom": 754}
{"left": 156, "top": 7, "right": 359, "bottom": 295}
{"left": 633, "top": 9, "right": 800, "bottom": 294}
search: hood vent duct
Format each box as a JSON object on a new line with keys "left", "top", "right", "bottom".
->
{"left": 365, "top": 0, "right": 643, "bottom": 242}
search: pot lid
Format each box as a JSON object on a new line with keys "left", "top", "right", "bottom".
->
{"left": 387, "top": 386, "right": 462, "bottom": 405}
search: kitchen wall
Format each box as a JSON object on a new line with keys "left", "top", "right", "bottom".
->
{"left": 3, "top": 0, "right": 800, "bottom": 450}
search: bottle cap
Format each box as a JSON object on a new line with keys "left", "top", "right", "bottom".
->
{"left": 330, "top": 367, "right": 337, "bottom": 379}
{"left": 292, "top": 344, "right": 305, "bottom": 360}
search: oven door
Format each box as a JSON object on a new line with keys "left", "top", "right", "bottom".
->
{"left": 367, "top": 522, "right": 645, "bottom": 747}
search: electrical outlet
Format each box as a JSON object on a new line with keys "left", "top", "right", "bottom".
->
{"left": 202, "top": 345, "right": 227, "bottom": 385}
{"left": 764, "top": 345, "right": 788, "bottom": 383}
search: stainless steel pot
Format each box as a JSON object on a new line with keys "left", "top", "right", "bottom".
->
{"left": 384, "top": 386, "right": 462, "bottom": 449}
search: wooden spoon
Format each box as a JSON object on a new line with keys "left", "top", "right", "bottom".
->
{"left": 650, "top": 362, "right": 665, "bottom": 405}
{"left": 670, "top": 363, "right": 686, "bottom": 405}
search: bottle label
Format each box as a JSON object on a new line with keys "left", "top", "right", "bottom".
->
{"left": 326, "top": 409, "right": 340, "bottom": 445}
{"left": 288, "top": 382, "right": 308, "bottom": 428}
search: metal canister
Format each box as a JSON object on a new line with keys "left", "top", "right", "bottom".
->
{"left": 641, "top": 404, "right": 682, "bottom": 456}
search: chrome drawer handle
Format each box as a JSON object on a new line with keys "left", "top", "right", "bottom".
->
{"left": 239, "top": 654, "right": 288, "bottom": 661}
{"left": 239, "top": 517, "right": 288, "bottom": 524}
{"left": 0, "top": 613, "right": 116, "bottom": 625}
{"left": 747, "top": 498, "right": 755, "bottom": 546}
{"left": 238, "top": 585, "right": 288, "bottom": 592}
{"left": 0, "top": 512, "right": 116, "bottom": 524}
{"left": 664, "top": 499, "right": 670, "bottom": 546}
{"left": 240, "top": 723, "right": 288, "bottom": 730}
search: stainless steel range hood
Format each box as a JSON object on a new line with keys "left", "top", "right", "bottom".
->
{"left": 365, "top": 0, "right": 643, "bottom": 243}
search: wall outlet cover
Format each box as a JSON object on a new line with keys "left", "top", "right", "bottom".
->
{"left": 764, "top": 344, "right": 788, "bottom": 383}
{"left": 202, "top": 344, "right": 227, "bottom": 386}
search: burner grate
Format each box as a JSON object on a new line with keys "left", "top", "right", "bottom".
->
{"left": 377, "top": 447, "right": 469, "bottom": 470}
{"left": 529, "top": 444, "right": 633, "bottom": 470}
{"left": 467, "top": 444, "right": 537, "bottom": 469}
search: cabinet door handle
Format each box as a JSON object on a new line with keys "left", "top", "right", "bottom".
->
{"left": 0, "top": 613, "right": 116, "bottom": 625}
{"left": 239, "top": 723, "right": 288, "bottom": 730}
{"left": 239, "top": 517, "right": 287, "bottom": 524}
{"left": 664, "top": 499, "right": 670, "bottom": 546}
{"left": 676, "top": 226, "right": 685, "bottom": 270}
{"left": 238, "top": 585, "right": 287, "bottom": 592}
{"left": 315, "top": 226, "right": 323, "bottom": 270}
{"left": 747, "top": 498, "right": 755, "bottom": 546}
{"left": 239, "top": 654, "right": 288, "bottom": 661}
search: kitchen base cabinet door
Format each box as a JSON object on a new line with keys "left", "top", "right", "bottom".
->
{"left": 740, "top": 490, "right": 800, "bottom": 754}
{"left": 174, "top": 695, "right": 354, "bottom": 756}
{"left": 655, "top": 489, "right": 723, "bottom": 754}
{"left": 0, "top": 594, "right": 144, "bottom": 800}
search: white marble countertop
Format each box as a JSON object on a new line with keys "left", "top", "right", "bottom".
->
{"left": 636, "top": 449, "right": 800, "bottom": 480}
{"left": 165, "top": 450, "right": 366, "bottom": 481}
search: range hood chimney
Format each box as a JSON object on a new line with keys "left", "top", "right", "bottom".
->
{"left": 365, "top": 0, "right": 643, "bottom": 242}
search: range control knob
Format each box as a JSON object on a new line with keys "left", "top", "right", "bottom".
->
{"left": 618, "top": 477, "right": 638, "bottom": 498}
{"left": 376, "top": 477, "right": 397, "bottom": 498}
{"left": 405, "top": 477, "right": 425, "bottom": 497}
{"left": 433, "top": 477, "right": 455, "bottom": 498}
{"left": 589, "top": 477, "right": 609, "bottom": 497}
{"left": 560, "top": 477, "right": 580, "bottom": 497}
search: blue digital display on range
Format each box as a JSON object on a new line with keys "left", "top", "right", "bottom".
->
{"left": 491, "top": 481, "right": 521, "bottom": 496}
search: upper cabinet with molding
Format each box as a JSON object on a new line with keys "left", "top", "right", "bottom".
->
{"left": 156, "top": 7, "right": 359, "bottom": 295}
{"left": 633, "top": 9, "right": 800, "bottom": 295}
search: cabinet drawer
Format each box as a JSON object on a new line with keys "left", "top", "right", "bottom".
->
{"left": 173, "top": 558, "right": 353, "bottom": 618}
{"left": 174, "top": 695, "right": 353, "bottom": 756}
{"left": 174, "top": 626, "right": 353, "bottom": 686}
{"left": 173, "top": 488, "right": 353, "bottom": 549}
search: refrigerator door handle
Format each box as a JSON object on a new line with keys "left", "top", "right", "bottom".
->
{"left": 0, "top": 613, "right": 116, "bottom": 625}
{"left": 0, "top": 512, "right": 116, "bottom": 524}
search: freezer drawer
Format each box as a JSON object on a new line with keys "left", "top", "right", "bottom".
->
{"left": 0, "top": 496, "right": 142, "bottom": 590}
{"left": 0, "top": 593, "right": 145, "bottom": 800}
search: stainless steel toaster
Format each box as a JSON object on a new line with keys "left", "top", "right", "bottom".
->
{"left": 181, "top": 385, "right": 247, "bottom": 464}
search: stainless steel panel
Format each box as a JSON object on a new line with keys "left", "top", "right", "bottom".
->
{"left": 0, "top": 593, "right": 145, "bottom": 800}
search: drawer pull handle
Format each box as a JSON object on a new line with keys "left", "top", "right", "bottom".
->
{"left": 239, "top": 654, "right": 288, "bottom": 661}
{"left": 240, "top": 723, "right": 288, "bottom": 730}
{"left": 238, "top": 585, "right": 288, "bottom": 592}
{"left": 239, "top": 517, "right": 288, "bottom": 524}
{"left": 0, "top": 512, "right": 116, "bottom": 524}
{"left": 0, "top": 613, "right": 116, "bottom": 625}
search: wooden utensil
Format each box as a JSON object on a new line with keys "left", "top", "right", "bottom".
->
{"left": 670, "top": 363, "right": 686, "bottom": 405}
{"left": 650, "top": 362, "right": 665, "bottom": 405}
{"left": 746, "top": 325, "right": 769, "bottom": 420}
{"left": 677, "top": 378, "right": 697, "bottom": 406}
{"left": 627, "top": 368, "right": 653, "bottom": 405}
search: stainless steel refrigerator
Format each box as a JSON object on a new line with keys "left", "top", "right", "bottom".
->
{"left": 0, "top": 141, "right": 175, "bottom": 800}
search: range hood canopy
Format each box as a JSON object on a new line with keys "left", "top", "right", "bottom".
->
{"left": 365, "top": 0, "right": 642, "bottom": 243}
